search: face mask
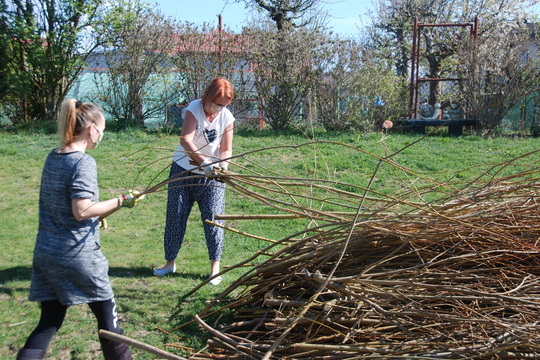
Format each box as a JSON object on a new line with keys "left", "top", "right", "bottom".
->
{"left": 210, "top": 103, "right": 226, "bottom": 114}
{"left": 91, "top": 124, "right": 104, "bottom": 147}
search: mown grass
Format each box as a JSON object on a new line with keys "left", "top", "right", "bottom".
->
{"left": 1, "top": 124, "right": 539, "bottom": 359}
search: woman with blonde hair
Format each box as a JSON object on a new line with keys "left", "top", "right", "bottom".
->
{"left": 17, "top": 99, "right": 143, "bottom": 360}
{"left": 154, "top": 77, "right": 235, "bottom": 285}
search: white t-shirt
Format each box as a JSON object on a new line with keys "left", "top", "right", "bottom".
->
{"left": 172, "top": 99, "right": 235, "bottom": 174}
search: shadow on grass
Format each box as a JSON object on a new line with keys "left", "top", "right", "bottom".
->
{"left": 0, "top": 265, "right": 205, "bottom": 288}
{"left": 166, "top": 281, "right": 239, "bottom": 348}
{"left": 108, "top": 266, "right": 206, "bottom": 282}
{"left": 0, "top": 266, "right": 32, "bottom": 296}
{"left": 0, "top": 266, "right": 32, "bottom": 283}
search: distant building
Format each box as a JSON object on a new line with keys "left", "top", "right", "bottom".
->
{"left": 67, "top": 27, "right": 263, "bottom": 128}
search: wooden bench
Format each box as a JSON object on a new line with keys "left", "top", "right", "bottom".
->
{"left": 401, "top": 118, "right": 478, "bottom": 136}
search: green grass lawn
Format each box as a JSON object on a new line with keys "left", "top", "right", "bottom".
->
{"left": 1, "top": 125, "right": 539, "bottom": 359}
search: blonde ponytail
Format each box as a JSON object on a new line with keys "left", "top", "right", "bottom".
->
{"left": 58, "top": 99, "right": 77, "bottom": 147}
{"left": 58, "top": 99, "right": 103, "bottom": 147}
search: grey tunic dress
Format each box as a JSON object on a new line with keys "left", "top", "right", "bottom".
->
{"left": 28, "top": 150, "right": 114, "bottom": 306}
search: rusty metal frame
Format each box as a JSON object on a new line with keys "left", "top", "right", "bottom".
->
{"left": 408, "top": 17, "right": 479, "bottom": 119}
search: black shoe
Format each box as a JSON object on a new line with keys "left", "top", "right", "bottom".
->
{"left": 16, "top": 349, "right": 46, "bottom": 360}
{"left": 100, "top": 332, "right": 132, "bottom": 360}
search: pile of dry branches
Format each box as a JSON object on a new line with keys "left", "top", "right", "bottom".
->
{"left": 159, "top": 143, "right": 540, "bottom": 359}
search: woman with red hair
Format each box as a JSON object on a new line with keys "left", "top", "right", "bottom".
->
{"left": 154, "top": 78, "right": 235, "bottom": 285}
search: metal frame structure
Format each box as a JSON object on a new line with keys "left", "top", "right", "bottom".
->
{"left": 408, "top": 17, "right": 479, "bottom": 119}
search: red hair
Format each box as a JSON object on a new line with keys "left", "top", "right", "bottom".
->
{"left": 201, "top": 78, "right": 234, "bottom": 108}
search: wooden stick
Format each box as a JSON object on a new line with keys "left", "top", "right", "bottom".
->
{"left": 205, "top": 219, "right": 278, "bottom": 243}
{"left": 215, "top": 214, "right": 302, "bottom": 220}
{"left": 99, "top": 330, "right": 188, "bottom": 360}
{"left": 214, "top": 212, "right": 396, "bottom": 220}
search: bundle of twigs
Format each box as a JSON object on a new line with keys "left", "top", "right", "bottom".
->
{"left": 190, "top": 164, "right": 540, "bottom": 358}
{"left": 139, "top": 141, "right": 540, "bottom": 359}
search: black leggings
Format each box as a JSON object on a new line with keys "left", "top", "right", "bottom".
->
{"left": 24, "top": 298, "right": 122, "bottom": 350}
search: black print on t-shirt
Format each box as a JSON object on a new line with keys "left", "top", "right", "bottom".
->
{"left": 204, "top": 129, "right": 217, "bottom": 144}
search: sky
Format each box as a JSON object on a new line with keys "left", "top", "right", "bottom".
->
{"left": 149, "top": 0, "right": 374, "bottom": 35}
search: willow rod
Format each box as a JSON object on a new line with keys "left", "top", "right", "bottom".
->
{"left": 99, "top": 330, "right": 187, "bottom": 360}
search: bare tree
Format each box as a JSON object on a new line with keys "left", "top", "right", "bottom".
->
{"left": 240, "top": 0, "right": 322, "bottom": 30}
{"left": 171, "top": 21, "right": 256, "bottom": 125}
{"left": 366, "top": 0, "right": 536, "bottom": 107}
{"left": 171, "top": 22, "right": 245, "bottom": 100}
{"left": 457, "top": 22, "right": 540, "bottom": 131}
{"left": 245, "top": 24, "right": 323, "bottom": 130}
{"left": 92, "top": 0, "right": 180, "bottom": 128}
{"left": 239, "top": 0, "right": 331, "bottom": 130}
{"left": 312, "top": 35, "right": 364, "bottom": 131}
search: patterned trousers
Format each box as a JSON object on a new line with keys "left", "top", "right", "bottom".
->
{"left": 163, "top": 162, "right": 226, "bottom": 261}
